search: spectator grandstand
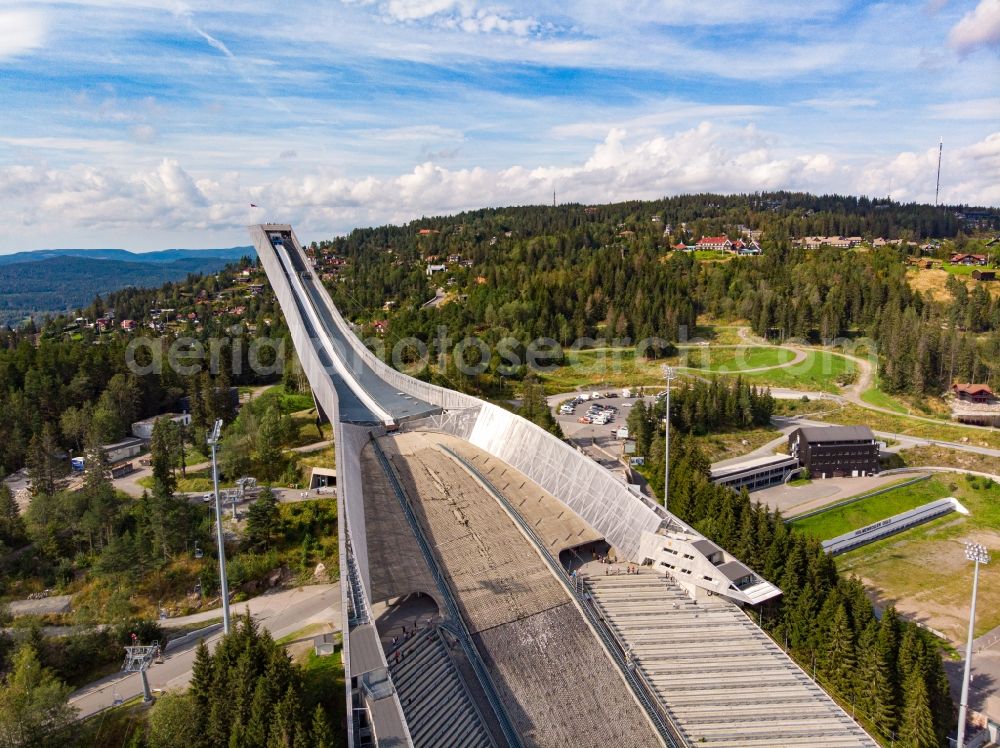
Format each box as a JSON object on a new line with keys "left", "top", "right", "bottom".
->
{"left": 584, "top": 572, "right": 877, "bottom": 747}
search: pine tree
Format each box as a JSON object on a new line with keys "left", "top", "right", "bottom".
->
{"left": 189, "top": 639, "right": 215, "bottom": 740}
{"left": 819, "top": 601, "right": 857, "bottom": 698}
{"left": 150, "top": 417, "right": 177, "bottom": 496}
{"left": 0, "top": 482, "right": 25, "bottom": 547}
{"left": 246, "top": 490, "right": 280, "bottom": 550}
{"left": 856, "top": 619, "right": 897, "bottom": 736}
{"left": 0, "top": 644, "right": 77, "bottom": 746}
{"left": 898, "top": 669, "right": 938, "bottom": 748}
{"left": 310, "top": 704, "right": 336, "bottom": 748}
{"left": 25, "top": 423, "right": 66, "bottom": 498}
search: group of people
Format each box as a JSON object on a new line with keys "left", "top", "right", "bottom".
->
{"left": 604, "top": 564, "right": 640, "bottom": 576}
{"left": 390, "top": 624, "right": 417, "bottom": 650}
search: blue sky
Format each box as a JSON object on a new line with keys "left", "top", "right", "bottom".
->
{"left": 1, "top": 0, "right": 999, "bottom": 252}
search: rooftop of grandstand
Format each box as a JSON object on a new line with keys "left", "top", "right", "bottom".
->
{"left": 584, "top": 571, "right": 877, "bottom": 747}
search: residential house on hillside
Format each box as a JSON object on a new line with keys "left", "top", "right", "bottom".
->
{"left": 952, "top": 383, "right": 997, "bottom": 404}
{"left": 951, "top": 383, "right": 1000, "bottom": 426}
{"left": 426, "top": 263, "right": 447, "bottom": 277}
{"left": 695, "top": 235, "right": 733, "bottom": 251}
{"left": 950, "top": 253, "right": 988, "bottom": 266}
{"left": 972, "top": 269, "right": 996, "bottom": 281}
{"left": 736, "top": 240, "right": 762, "bottom": 256}
{"left": 799, "top": 236, "right": 863, "bottom": 249}
{"left": 120, "top": 319, "right": 137, "bottom": 332}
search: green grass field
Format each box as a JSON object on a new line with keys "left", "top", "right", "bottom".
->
{"left": 539, "top": 344, "right": 802, "bottom": 394}
{"left": 860, "top": 385, "right": 910, "bottom": 414}
{"left": 835, "top": 474, "right": 1000, "bottom": 641}
{"left": 678, "top": 346, "right": 795, "bottom": 372}
{"left": 739, "top": 350, "right": 856, "bottom": 392}
{"left": 790, "top": 477, "right": 947, "bottom": 540}
{"left": 690, "top": 427, "right": 782, "bottom": 463}
{"left": 942, "top": 262, "right": 978, "bottom": 276}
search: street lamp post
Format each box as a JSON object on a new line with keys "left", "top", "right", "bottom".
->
{"left": 957, "top": 541, "right": 990, "bottom": 748}
{"left": 208, "top": 419, "right": 231, "bottom": 636}
{"left": 662, "top": 365, "right": 677, "bottom": 511}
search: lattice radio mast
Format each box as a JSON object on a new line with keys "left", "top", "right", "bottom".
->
{"left": 935, "top": 138, "right": 943, "bottom": 206}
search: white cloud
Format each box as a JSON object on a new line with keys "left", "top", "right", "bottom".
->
{"left": 357, "top": 0, "right": 541, "bottom": 36}
{"left": 0, "top": 9, "right": 48, "bottom": 60}
{"left": 927, "top": 97, "right": 1000, "bottom": 119}
{"left": 949, "top": 0, "right": 1000, "bottom": 53}
{"left": 799, "top": 97, "right": 879, "bottom": 111}
{"left": 4, "top": 125, "right": 998, "bottom": 250}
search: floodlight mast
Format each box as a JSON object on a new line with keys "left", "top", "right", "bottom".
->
{"left": 208, "top": 419, "right": 231, "bottom": 635}
{"left": 957, "top": 542, "right": 990, "bottom": 748}
{"left": 662, "top": 366, "right": 677, "bottom": 512}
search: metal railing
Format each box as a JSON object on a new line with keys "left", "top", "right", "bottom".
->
{"left": 369, "top": 437, "right": 524, "bottom": 748}
{"left": 441, "top": 444, "right": 689, "bottom": 748}
{"left": 345, "top": 532, "right": 371, "bottom": 626}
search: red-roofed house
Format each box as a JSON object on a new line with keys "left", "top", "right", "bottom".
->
{"left": 695, "top": 235, "right": 733, "bottom": 251}
{"left": 120, "top": 319, "right": 137, "bottom": 332}
{"left": 952, "top": 383, "right": 997, "bottom": 404}
{"left": 950, "top": 253, "right": 988, "bottom": 266}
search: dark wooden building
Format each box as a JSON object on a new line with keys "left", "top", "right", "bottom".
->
{"left": 788, "top": 425, "right": 879, "bottom": 479}
{"left": 952, "top": 383, "right": 997, "bottom": 404}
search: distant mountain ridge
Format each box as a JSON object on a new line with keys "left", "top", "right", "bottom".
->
{"left": 0, "top": 249, "right": 255, "bottom": 326}
{"left": 0, "top": 245, "right": 254, "bottom": 266}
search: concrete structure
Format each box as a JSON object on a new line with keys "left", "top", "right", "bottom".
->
{"left": 102, "top": 437, "right": 143, "bottom": 464}
{"left": 131, "top": 412, "right": 191, "bottom": 441}
{"left": 308, "top": 466, "right": 337, "bottom": 490}
{"left": 788, "top": 425, "right": 878, "bottom": 479}
{"left": 710, "top": 453, "right": 799, "bottom": 492}
{"left": 251, "top": 223, "right": 872, "bottom": 748}
{"left": 822, "top": 497, "right": 968, "bottom": 555}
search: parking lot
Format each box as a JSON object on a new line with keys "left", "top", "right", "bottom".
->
{"left": 550, "top": 390, "right": 662, "bottom": 477}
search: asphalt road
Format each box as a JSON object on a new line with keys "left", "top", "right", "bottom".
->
{"left": 68, "top": 583, "right": 341, "bottom": 720}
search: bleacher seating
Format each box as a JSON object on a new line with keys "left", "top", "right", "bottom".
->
{"left": 389, "top": 626, "right": 495, "bottom": 748}
{"left": 586, "top": 572, "right": 878, "bottom": 747}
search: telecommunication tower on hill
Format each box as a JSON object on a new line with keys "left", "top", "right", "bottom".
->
{"left": 935, "top": 137, "right": 943, "bottom": 206}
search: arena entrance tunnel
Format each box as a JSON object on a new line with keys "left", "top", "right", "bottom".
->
{"left": 372, "top": 592, "right": 442, "bottom": 649}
